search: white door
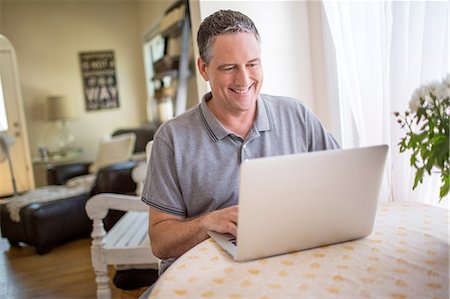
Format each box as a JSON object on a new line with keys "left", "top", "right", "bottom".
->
{"left": 0, "top": 34, "right": 34, "bottom": 197}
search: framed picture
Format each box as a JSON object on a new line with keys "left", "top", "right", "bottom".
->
{"left": 79, "top": 51, "right": 119, "bottom": 111}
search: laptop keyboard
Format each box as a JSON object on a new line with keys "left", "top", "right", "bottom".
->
{"left": 228, "top": 237, "right": 237, "bottom": 246}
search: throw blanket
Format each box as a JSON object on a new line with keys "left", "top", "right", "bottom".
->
{"left": 6, "top": 185, "right": 90, "bottom": 222}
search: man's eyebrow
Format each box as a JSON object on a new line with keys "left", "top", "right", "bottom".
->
{"left": 217, "top": 58, "right": 261, "bottom": 69}
{"left": 248, "top": 58, "right": 260, "bottom": 63}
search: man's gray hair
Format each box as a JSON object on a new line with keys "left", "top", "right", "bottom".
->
{"left": 197, "top": 10, "right": 260, "bottom": 64}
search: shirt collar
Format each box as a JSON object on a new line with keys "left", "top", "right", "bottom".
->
{"left": 200, "top": 92, "right": 272, "bottom": 142}
{"left": 254, "top": 96, "right": 271, "bottom": 132}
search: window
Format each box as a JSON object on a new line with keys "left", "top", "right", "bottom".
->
{"left": 322, "top": 1, "right": 449, "bottom": 206}
{"left": 0, "top": 73, "right": 8, "bottom": 132}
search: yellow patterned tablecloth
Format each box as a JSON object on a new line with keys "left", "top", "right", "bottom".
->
{"left": 149, "top": 201, "right": 449, "bottom": 299}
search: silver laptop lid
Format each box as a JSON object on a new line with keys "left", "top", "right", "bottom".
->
{"left": 235, "top": 145, "right": 388, "bottom": 261}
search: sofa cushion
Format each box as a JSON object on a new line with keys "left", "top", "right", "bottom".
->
{"left": 89, "top": 133, "right": 136, "bottom": 173}
{"left": 65, "top": 173, "right": 97, "bottom": 190}
{"left": 0, "top": 191, "right": 91, "bottom": 254}
{"left": 5, "top": 185, "right": 90, "bottom": 222}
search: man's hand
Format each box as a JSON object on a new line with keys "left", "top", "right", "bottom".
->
{"left": 202, "top": 205, "right": 238, "bottom": 236}
{"left": 149, "top": 205, "right": 239, "bottom": 259}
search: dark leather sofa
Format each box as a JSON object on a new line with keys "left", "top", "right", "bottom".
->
{"left": 0, "top": 126, "right": 157, "bottom": 254}
{"left": 0, "top": 161, "right": 138, "bottom": 254}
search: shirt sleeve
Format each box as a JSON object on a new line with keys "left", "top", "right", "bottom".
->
{"left": 303, "top": 107, "right": 341, "bottom": 151}
{"left": 141, "top": 130, "right": 186, "bottom": 217}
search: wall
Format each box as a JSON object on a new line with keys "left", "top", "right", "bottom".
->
{"left": 1, "top": 0, "right": 148, "bottom": 160}
{"left": 137, "top": 1, "right": 172, "bottom": 40}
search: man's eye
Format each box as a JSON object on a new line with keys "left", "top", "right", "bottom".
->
{"left": 222, "top": 66, "right": 234, "bottom": 71}
{"left": 247, "top": 63, "right": 258, "bottom": 68}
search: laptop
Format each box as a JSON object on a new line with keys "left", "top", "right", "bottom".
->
{"left": 208, "top": 144, "right": 388, "bottom": 262}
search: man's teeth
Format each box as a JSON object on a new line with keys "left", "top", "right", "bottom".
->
{"left": 233, "top": 87, "right": 250, "bottom": 94}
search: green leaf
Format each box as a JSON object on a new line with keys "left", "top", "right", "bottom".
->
{"left": 439, "top": 173, "right": 449, "bottom": 201}
{"left": 430, "top": 135, "right": 449, "bottom": 170}
{"left": 413, "top": 167, "right": 425, "bottom": 189}
{"left": 398, "top": 139, "right": 407, "bottom": 152}
{"left": 410, "top": 154, "right": 417, "bottom": 168}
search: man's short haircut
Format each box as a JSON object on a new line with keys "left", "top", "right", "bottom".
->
{"left": 197, "top": 10, "right": 260, "bottom": 64}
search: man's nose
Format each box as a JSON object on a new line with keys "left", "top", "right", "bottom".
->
{"left": 234, "top": 67, "right": 250, "bottom": 86}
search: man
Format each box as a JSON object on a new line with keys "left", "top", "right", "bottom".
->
{"left": 142, "top": 9, "right": 339, "bottom": 274}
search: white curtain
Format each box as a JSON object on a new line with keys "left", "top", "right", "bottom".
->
{"left": 322, "top": 1, "right": 449, "bottom": 207}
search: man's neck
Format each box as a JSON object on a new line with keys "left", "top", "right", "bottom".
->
{"left": 207, "top": 98, "right": 257, "bottom": 139}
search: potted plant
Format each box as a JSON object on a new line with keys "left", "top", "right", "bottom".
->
{"left": 394, "top": 74, "right": 449, "bottom": 201}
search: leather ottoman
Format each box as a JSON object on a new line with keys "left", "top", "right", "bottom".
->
{"left": 0, "top": 192, "right": 91, "bottom": 254}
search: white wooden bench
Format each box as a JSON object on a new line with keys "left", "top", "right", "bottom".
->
{"left": 85, "top": 193, "right": 159, "bottom": 299}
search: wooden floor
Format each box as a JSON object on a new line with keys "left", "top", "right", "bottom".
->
{"left": 0, "top": 236, "right": 121, "bottom": 299}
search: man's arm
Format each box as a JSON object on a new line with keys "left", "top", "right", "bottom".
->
{"left": 148, "top": 205, "right": 238, "bottom": 259}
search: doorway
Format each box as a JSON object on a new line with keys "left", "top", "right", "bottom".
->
{"left": 0, "top": 35, "right": 34, "bottom": 197}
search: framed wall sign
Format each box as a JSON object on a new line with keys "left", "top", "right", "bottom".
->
{"left": 79, "top": 51, "right": 119, "bottom": 111}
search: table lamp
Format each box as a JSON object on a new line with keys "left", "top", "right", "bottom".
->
{"left": 46, "top": 95, "right": 78, "bottom": 152}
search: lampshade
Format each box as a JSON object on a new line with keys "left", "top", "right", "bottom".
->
{"left": 46, "top": 95, "right": 78, "bottom": 121}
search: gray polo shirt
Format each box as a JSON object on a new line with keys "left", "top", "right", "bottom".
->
{"left": 142, "top": 92, "right": 339, "bottom": 271}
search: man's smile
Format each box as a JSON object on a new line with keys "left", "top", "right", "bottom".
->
{"left": 230, "top": 84, "right": 253, "bottom": 94}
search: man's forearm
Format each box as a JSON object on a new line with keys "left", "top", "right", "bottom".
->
{"left": 149, "top": 214, "right": 209, "bottom": 259}
{"left": 149, "top": 205, "right": 238, "bottom": 259}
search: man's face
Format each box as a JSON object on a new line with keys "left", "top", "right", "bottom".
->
{"left": 198, "top": 32, "right": 263, "bottom": 115}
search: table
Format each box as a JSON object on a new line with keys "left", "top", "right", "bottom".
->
{"left": 32, "top": 147, "right": 83, "bottom": 187}
{"left": 149, "top": 201, "right": 448, "bottom": 298}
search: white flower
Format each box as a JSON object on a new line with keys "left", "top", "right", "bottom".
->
{"left": 428, "top": 79, "right": 450, "bottom": 102}
{"left": 409, "top": 75, "right": 450, "bottom": 112}
{"left": 428, "top": 81, "right": 440, "bottom": 98}
{"left": 414, "top": 84, "right": 428, "bottom": 99}
{"left": 408, "top": 95, "right": 421, "bottom": 113}
{"left": 436, "top": 83, "right": 450, "bottom": 100}
{"left": 409, "top": 84, "right": 428, "bottom": 113}
{"left": 444, "top": 74, "right": 450, "bottom": 87}
{"left": 435, "top": 75, "right": 450, "bottom": 98}
{"left": 438, "top": 75, "right": 450, "bottom": 99}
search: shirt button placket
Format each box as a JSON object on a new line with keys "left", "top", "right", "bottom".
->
{"left": 241, "top": 143, "right": 248, "bottom": 162}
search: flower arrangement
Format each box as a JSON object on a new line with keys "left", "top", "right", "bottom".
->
{"left": 394, "top": 74, "right": 450, "bottom": 201}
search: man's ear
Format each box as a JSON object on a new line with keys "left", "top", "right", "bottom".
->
{"left": 197, "top": 57, "right": 209, "bottom": 81}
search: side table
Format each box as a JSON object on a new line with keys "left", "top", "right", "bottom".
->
{"left": 32, "top": 148, "right": 84, "bottom": 187}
